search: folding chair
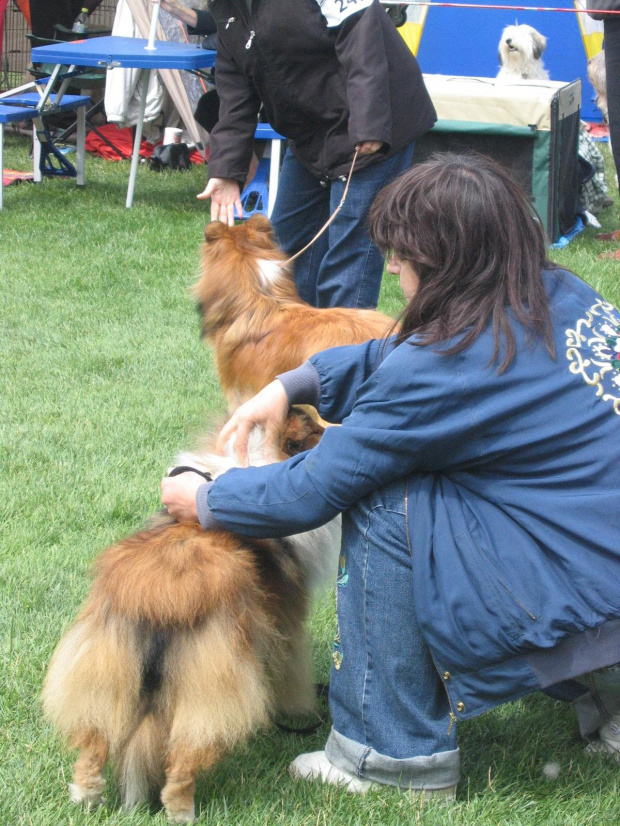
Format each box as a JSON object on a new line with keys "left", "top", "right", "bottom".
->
{"left": 239, "top": 123, "right": 285, "bottom": 219}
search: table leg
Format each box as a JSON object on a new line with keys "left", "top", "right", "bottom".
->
{"left": 125, "top": 68, "right": 150, "bottom": 209}
{"left": 76, "top": 106, "right": 85, "bottom": 187}
{"left": 33, "top": 120, "right": 42, "bottom": 183}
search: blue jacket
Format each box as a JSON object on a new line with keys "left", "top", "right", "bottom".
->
{"left": 204, "top": 269, "right": 620, "bottom": 720}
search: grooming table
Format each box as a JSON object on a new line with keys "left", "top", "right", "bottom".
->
{"left": 30, "top": 36, "right": 216, "bottom": 208}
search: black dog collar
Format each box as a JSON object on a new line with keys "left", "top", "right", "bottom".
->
{"left": 167, "top": 466, "right": 213, "bottom": 483}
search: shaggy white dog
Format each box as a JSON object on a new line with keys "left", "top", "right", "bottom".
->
{"left": 497, "top": 24, "right": 549, "bottom": 80}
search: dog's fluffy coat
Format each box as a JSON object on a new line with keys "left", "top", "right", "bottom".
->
{"left": 195, "top": 214, "right": 396, "bottom": 410}
{"left": 497, "top": 24, "right": 549, "bottom": 81}
{"left": 42, "top": 410, "right": 340, "bottom": 824}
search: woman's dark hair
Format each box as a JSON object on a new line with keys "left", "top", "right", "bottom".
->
{"left": 369, "top": 152, "right": 556, "bottom": 371}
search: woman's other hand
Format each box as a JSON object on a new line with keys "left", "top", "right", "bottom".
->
{"left": 161, "top": 472, "right": 204, "bottom": 522}
{"left": 216, "top": 380, "right": 290, "bottom": 466}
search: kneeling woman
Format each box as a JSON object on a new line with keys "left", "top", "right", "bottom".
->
{"left": 162, "top": 154, "right": 620, "bottom": 797}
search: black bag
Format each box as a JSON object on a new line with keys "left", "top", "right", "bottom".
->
{"left": 149, "top": 142, "right": 191, "bottom": 172}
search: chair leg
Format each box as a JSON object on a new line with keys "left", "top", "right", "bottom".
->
{"left": 55, "top": 100, "right": 126, "bottom": 160}
{"left": 85, "top": 121, "right": 126, "bottom": 159}
{"left": 32, "top": 121, "right": 42, "bottom": 183}
{"left": 53, "top": 99, "right": 104, "bottom": 143}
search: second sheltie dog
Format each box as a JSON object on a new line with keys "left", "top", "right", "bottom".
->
{"left": 42, "top": 409, "right": 340, "bottom": 824}
{"left": 194, "top": 214, "right": 396, "bottom": 410}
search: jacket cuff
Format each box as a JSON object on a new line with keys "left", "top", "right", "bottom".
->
{"left": 188, "top": 9, "right": 217, "bottom": 37}
{"left": 196, "top": 480, "right": 222, "bottom": 531}
{"left": 276, "top": 362, "right": 321, "bottom": 407}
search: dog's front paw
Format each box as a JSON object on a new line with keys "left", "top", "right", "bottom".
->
{"left": 68, "top": 781, "right": 106, "bottom": 808}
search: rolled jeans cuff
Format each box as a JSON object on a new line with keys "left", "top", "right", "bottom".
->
{"left": 572, "top": 681, "right": 620, "bottom": 738}
{"left": 325, "top": 727, "right": 460, "bottom": 790}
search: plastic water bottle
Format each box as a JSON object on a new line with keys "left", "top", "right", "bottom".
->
{"left": 72, "top": 8, "right": 89, "bottom": 34}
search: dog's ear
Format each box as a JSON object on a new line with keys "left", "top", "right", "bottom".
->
{"left": 246, "top": 214, "right": 274, "bottom": 238}
{"left": 533, "top": 32, "right": 547, "bottom": 60}
{"left": 204, "top": 222, "right": 229, "bottom": 244}
{"left": 244, "top": 214, "right": 278, "bottom": 251}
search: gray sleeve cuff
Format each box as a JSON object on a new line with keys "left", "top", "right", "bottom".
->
{"left": 196, "top": 481, "right": 222, "bottom": 531}
{"left": 276, "top": 361, "right": 321, "bottom": 408}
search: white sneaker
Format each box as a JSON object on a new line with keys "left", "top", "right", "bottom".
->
{"left": 585, "top": 712, "right": 620, "bottom": 759}
{"left": 288, "top": 750, "right": 457, "bottom": 800}
{"left": 288, "top": 751, "right": 377, "bottom": 794}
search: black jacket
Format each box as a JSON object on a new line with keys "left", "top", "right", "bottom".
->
{"left": 199, "top": 0, "right": 436, "bottom": 182}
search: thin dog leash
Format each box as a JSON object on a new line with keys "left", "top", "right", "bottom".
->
{"left": 282, "top": 148, "right": 360, "bottom": 267}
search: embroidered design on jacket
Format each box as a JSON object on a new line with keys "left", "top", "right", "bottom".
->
{"left": 317, "top": 0, "right": 373, "bottom": 27}
{"left": 566, "top": 299, "right": 620, "bottom": 414}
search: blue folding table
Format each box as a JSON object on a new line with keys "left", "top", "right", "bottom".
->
{"left": 29, "top": 36, "right": 216, "bottom": 207}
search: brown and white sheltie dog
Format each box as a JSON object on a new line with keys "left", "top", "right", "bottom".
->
{"left": 42, "top": 409, "right": 340, "bottom": 824}
{"left": 194, "top": 214, "right": 396, "bottom": 410}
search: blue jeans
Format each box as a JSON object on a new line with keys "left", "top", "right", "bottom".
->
{"left": 325, "top": 479, "right": 460, "bottom": 789}
{"left": 270, "top": 143, "right": 416, "bottom": 309}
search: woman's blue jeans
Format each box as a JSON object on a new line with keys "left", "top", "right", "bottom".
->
{"left": 325, "top": 479, "right": 460, "bottom": 789}
{"left": 270, "top": 143, "right": 416, "bottom": 310}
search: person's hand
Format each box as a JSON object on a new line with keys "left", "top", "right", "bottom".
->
{"left": 355, "top": 141, "right": 383, "bottom": 155}
{"left": 161, "top": 472, "right": 204, "bottom": 522}
{"left": 198, "top": 178, "right": 243, "bottom": 225}
{"left": 216, "top": 380, "right": 290, "bottom": 466}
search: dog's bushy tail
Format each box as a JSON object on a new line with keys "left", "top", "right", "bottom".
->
{"left": 119, "top": 712, "right": 166, "bottom": 809}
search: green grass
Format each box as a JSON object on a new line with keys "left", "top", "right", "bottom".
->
{"left": 2, "top": 129, "right": 620, "bottom": 825}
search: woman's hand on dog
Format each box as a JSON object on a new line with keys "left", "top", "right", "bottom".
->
{"left": 197, "top": 178, "right": 243, "bottom": 225}
{"left": 161, "top": 472, "right": 203, "bottom": 522}
{"left": 216, "top": 380, "right": 290, "bottom": 466}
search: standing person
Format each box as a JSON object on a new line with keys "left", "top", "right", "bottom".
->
{"left": 587, "top": 0, "right": 620, "bottom": 257}
{"left": 162, "top": 153, "right": 620, "bottom": 795}
{"left": 166, "top": 0, "right": 436, "bottom": 309}
{"left": 155, "top": 1, "right": 220, "bottom": 132}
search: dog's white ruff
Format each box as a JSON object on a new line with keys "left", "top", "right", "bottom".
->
{"left": 256, "top": 258, "right": 287, "bottom": 290}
